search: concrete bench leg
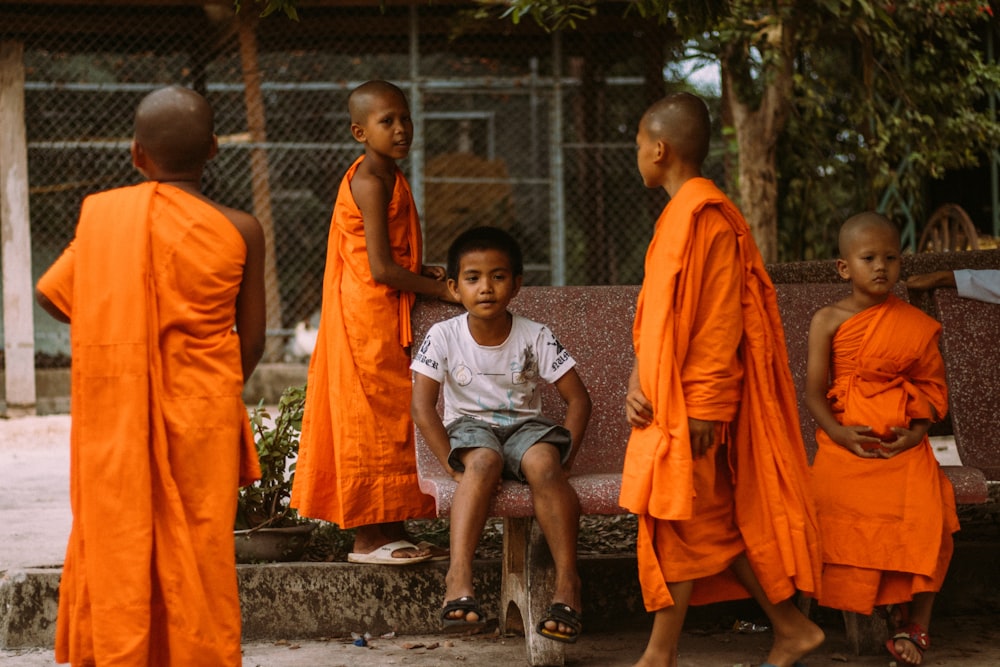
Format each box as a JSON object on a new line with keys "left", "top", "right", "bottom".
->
{"left": 500, "top": 516, "right": 565, "bottom": 666}
{"left": 843, "top": 610, "right": 888, "bottom": 655}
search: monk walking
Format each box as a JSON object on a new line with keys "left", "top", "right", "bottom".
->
{"left": 36, "top": 85, "right": 266, "bottom": 666}
{"left": 290, "top": 80, "right": 454, "bottom": 563}
{"left": 621, "top": 92, "right": 825, "bottom": 667}
{"left": 806, "top": 212, "right": 958, "bottom": 666}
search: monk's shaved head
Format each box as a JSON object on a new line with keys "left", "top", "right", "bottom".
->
{"left": 641, "top": 92, "right": 711, "bottom": 166}
{"left": 838, "top": 211, "right": 900, "bottom": 257}
{"left": 134, "top": 86, "right": 214, "bottom": 175}
{"left": 348, "top": 80, "right": 408, "bottom": 124}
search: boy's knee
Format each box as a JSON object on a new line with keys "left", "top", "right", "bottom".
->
{"left": 459, "top": 447, "right": 503, "bottom": 479}
{"left": 521, "top": 442, "right": 565, "bottom": 481}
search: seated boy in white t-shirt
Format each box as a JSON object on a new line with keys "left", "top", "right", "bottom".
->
{"left": 411, "top": 226, "right": 592, "bottom": 643}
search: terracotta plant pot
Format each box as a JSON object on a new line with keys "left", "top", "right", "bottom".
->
{"left": 234, "top": 523, "right": 316, "bottom": 563}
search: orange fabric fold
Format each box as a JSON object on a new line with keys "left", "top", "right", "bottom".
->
{"left": 38, "top": 182, "right": 259, "bottom": 666}
{"left": 619, "top": 177, "right": 822, "bottom": 612}
{"left": 811, "top": 296, "right": 958, "bottom": 614}
{"left": 291, "top": 155, "right": 435, "bottom": 527}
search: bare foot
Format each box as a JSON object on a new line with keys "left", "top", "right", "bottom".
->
{"left": 889, "top": 636, "right": 923, "bottom": 665}
{"left": 766, "top": 616, "right": 825, "bottom": 667}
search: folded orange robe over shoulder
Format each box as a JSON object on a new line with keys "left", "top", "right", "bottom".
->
{"left": 619, "top": 177, "right": 822, "bottom": 612}
{"left": 811, "top": 295, "right": 958, "bottom": 614}
{"left": 291, "top": 155, "right": 435, "bottom": 527}
{"left": 37, "top": 182, "right": 260, "bottom": 666}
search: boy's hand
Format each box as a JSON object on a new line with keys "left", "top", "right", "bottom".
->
{"left": 831, "top": 424, "right": 885, "bottom": 458}
{"left": 625, "top": 386, "right": 653, "bottom": 428}
{"left": 422, "top": 265, "right": 446, "bottom": 281}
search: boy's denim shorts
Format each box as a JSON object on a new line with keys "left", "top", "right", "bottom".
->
{"left": 445, "top": 415, "right": 572, "bottom": 482}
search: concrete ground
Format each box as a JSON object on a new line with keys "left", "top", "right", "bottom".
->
{"left": 4, "top": 414, "right": 1000, "bottom": 666}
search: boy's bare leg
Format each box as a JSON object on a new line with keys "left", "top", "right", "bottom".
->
{"left": 730, "top": 555, "right": 825, "bottom": 667}
{"left": 889, "top": 591, "right": 934, "bottom": 665}
{"left": 521, "top": 443, "right": 582, "bottom": 634}
{"left": 633, "top": 580, "right": 692, "bottom": 667}
{"left": 444, "top": 447, "right": 503, "bottom": 622}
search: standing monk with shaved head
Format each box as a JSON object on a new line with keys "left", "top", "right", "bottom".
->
{"left": 621, "top": 92, "right": 825, "bottom": 667}
{"left": 36, "top": 85, "right": 266, "bottom": 665}
{"left": 291, "top": 80, "right": 455, "bottom": 563}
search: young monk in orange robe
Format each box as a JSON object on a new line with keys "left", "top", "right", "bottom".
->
{"left": 35, "top": 86, "right": 265, "bottom": 666}
{"left": 290, "top": 80, "right": 454, "bottom": 563}
{"left": 806, "top": 212, "right": 958, "bottom": 667}
{"left": 621, "top": 92, "right": 824, "bottom": 667}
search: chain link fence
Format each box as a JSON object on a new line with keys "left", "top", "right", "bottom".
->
{"left": 3, "top": 1, "right": 693, "bottom": 363}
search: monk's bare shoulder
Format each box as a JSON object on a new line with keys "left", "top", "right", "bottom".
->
{"left": 215, "top": 202, "right": 263, "bottom": 247}
{"left": 195, "top": 195, "right": 263, "bottom": 251}
{"left": 810, "top": 300, "right": 854, "bottom": 339}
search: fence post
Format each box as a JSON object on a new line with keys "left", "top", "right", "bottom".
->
{"left": 0, "top": 39, "right": 37, "bottom": 416}
{"left": 238, "top": 12, "right": 284, "bottom": 361}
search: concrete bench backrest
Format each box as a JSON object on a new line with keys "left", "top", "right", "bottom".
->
{"left": 934, "top": 289, "right": 1000, "bottom": 480}
{"left": 772, "top": 282, "right": 914, "bottom": 463}
{"left": 773, "top": 282, "right": 853, "bottom": 463}
{"left": 410, "top": 285, "right": 639, "bottom": 476}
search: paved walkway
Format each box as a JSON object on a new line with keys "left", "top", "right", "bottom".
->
{"left": 3, "top": 414, "right": 999, "bottom": 666}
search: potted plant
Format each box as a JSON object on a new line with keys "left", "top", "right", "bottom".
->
{"left": 235, "top": 383, "right": 316, "bottom": 562}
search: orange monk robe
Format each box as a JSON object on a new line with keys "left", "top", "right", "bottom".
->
{"left": 36, "top": 182, "right": 261, "bottom": 667}
{"left": 291, "top": 155, "right": 435, "bottom": 526}
{"left": 619, "top": 177, "right": 822, "bottom": 612}
{"left": 811, "top": 295, "right": 958, "bottom": 615}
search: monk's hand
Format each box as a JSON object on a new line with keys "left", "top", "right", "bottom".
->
{"left": 688, "top": 418, "right": 718, "bottom": 459}
{"left": 833, "top": 424, "right": 884, "bottom": 458}
{"left": 625, "top": 386, "right": 653, "bottom": 428}
{"left": 904, "top": 270, "right": 955, "bottom": 291}
{"left": 879, "top": 422, "right": 930, "bottom": 459}
{"left": 422, "top": 265, "right": 446, "bottom": 281}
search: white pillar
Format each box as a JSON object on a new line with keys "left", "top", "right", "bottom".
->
{"left": 0, "top": 39, "right": 37, "bottom": 416}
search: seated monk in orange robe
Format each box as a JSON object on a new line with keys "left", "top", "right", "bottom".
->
{"left": 806, "top": 212, "right": 957, "bottom": 667}
{"left": 35, "top": 86, "right": 265, "bottom": 666}
{"left": 622, "top": 92, "right": 824, "bottom": 667}
{"left": 290, "top": 81, "right": 453, "bottom": 563}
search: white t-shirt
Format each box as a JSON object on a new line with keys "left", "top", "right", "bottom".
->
{"left": 411, "top": 313, "right": 576, "bottom": 427}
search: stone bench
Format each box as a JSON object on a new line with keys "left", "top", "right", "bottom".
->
{"left": 412, "top": 279, "right": 993, "bottom": 664}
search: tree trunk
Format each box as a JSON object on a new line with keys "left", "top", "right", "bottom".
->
{"left": 721, "top": 19, "right": 796, "bottom": 263}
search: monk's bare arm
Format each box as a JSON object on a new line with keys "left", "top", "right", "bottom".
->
{"left": 228, "top": 209, "right": 267, "bottom": 383}
{"left": 905, "top": 270, "right": 955, "bottom": 291}
{"left": 36, "top": 289, "right": 70, "bottom": 324}
{"left": 411, "top": 372, "right": 460, "bottom": 481}
{"left": 553, "top": 368, "right": 592, "bottom": 471}
{"left": 352, "top": 171, "right": 455, "bottom": 302}
{"left": 805, "top": 305, "right": 881, "bottom": 457}
{"left": 625, "top": 357, "right": 653, "bottom": 428}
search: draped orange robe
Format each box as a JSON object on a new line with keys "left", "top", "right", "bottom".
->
{"left": 291, "top": 155, "right": 435, "bottom": 526}
{"left": 619, "top": 177, "right": 822, "bottom": 611}
{"left": 811, "top": 295, "right": 958, "bottom": 614}
{"left": 37, "top": 182, "right": 260, "bottom": 666}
